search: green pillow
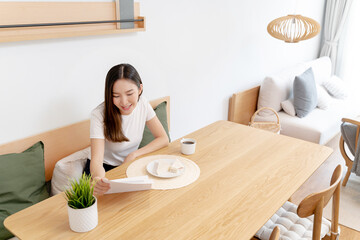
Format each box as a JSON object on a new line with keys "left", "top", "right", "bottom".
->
{"left": 139, "top": 101, "right": 171, "bottom": 148}
{"left": 0, "top": 141, "right": 49, "bottom": 239}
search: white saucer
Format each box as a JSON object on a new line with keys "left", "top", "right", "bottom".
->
{"left": 146, "top": 159, "right": 185, "bottom": 178}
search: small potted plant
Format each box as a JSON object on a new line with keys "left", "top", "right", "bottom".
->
{"left": 65, "top": 173, "right": 98, "bottom": 232}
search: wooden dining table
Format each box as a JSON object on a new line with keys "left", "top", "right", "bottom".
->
{"left": 4, "top": 120, "right": 333, "bottom": 240}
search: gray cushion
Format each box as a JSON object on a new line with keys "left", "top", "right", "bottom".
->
{"left": 293, "top": 68, "right": 318, "bottom": 118}
{"left": 341, "top": 122, "right": 357, "bottom": 156}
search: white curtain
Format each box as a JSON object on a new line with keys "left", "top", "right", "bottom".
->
{"left": 320, "top": 0, "right": 353, "bottom": 74}
{"left": 337, "top": 0, "right": 360, "bottom": 94}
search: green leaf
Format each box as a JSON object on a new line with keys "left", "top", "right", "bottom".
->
{"left": 64, "top": 173, "right": 96, "bottom": 209}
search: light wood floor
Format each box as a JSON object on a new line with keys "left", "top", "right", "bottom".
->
{"left": 251, "top": 134, "right": 360, "bottom": 239}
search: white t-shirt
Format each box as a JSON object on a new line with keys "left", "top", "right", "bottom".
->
{"left": 90, "top": 96, "right": 156, "bottom": 166}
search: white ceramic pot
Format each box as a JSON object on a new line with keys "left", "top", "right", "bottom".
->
{"left": 67, "top": 196, "right": 98, "bottom": 232}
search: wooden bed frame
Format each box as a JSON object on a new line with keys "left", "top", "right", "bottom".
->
{"left": 228, "top": 86, "right": 260, "bottom": 125}
{"left": 0, "top": 96, "right": 170, "bottom": 181}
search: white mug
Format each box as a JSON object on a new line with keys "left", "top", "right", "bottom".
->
{"left": 180, "top": 138, "right": 196, "bottom": 155}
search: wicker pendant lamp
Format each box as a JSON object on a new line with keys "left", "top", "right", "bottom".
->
{"left": 267, "top": 14, "right": 321, "bottom": 43}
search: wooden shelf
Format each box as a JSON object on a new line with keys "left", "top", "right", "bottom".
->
{"left": 0, "top": 2, "right": 145, "bottom": 43}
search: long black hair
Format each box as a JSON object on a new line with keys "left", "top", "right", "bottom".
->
{"left": 103, "top": 63, "right": 142, "bottom": 142}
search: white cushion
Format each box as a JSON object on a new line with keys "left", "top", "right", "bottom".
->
{"left": 255, "top": 201, "right": 331, "bottom": 240}
{"left": 317, "top": 84, "right": 334, "bottom": 110}
{"left": 281, "top": 99, "right": 296, "bottom": 117}
{"left": 257, "top": 57, "right": 332, "bottom": 116}
{"left": 51, "top": 147, "right": 90, "bottom": 196}
{"left": 322, "top": 75, "right": 349, "bottom": 99}
{"left": 304, "top": 56, "right": 332, "bottom": 85}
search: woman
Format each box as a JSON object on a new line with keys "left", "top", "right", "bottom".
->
{"left": 86, "top": 63, "right": 169, "bottom": 195}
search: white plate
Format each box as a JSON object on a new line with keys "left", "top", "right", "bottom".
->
{"left": 146, "top": 159, "right": 185, "bottom": 178}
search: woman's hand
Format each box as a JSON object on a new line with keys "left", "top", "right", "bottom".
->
{"left": 123, "top": 151, "right": 137, "bottom": 163}
{"left": 92, "top": 177, "right": 110, "bottom": 196}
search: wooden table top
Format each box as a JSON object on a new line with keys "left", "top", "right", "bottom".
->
{"left": 4, "top": 120, "right": 333, "bottom": 240}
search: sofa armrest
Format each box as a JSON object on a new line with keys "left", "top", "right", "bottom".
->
{"left": 228, "top": 86, "right": 260, "bottom": 125}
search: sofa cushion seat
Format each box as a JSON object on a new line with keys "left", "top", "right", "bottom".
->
{"left": 255, "top": 99, "right": 357, "bottom": 144}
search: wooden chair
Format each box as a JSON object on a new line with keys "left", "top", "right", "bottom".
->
{"left": 340, "top": 118, "right": 360, "bottom": 187}
{"left": 269, "top": 226, "right": 280, "bottom": 240}
{"left": 252, "top": 226, "right": 280, "bottom": 240}
{"left": 255, "top": 165, "right": 342, "bottom": 240}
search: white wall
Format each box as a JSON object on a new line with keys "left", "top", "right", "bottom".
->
{"left": 0, "top": 0, "right": 325, "bottom": 145}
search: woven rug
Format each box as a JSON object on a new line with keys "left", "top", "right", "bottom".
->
{"left": 323, "top": 135, "right": 360, "bottom": 231}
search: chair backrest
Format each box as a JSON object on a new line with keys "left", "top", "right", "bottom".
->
{"left": 340, "top": 136, "right": 353, "bottom": 163}
{"left": 269, "top": 226, "right": 280, "bottom": 240}
{"left": 340, "top": 118, "right": 360, "bottom": 187}
{"left": 340, "top": 118, "right": 360, "bottom": 156}
{"left": 297, "top": 164, "right": 342, "bottom": 240}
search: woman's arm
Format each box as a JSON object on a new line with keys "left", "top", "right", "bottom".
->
{"left": 124, "top": 116, "right": 169, "bottom": 162}
{"left": 90, "top": 138, "right": 110, "bottom": 195}
{"left": 90, "top": 138, "right": 106, "bottom": 177}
